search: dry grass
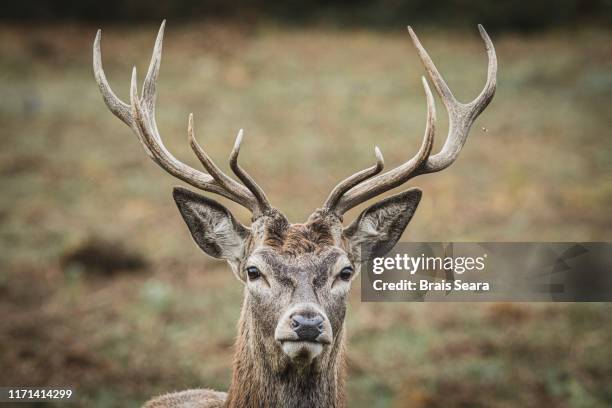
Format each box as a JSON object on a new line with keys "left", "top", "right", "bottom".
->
{"left": 1, "top": 22, "right": 611, "bottom": 407}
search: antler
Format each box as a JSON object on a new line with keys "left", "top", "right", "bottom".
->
{"left": 325, "top": 25, "right": 497, "bottom": 216}
{"left": 93, "top": 21, "right": 272, "bottom": 217}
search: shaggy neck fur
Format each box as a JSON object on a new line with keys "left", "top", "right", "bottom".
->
{"left": 225, "top": 301, "right": 346, "bottom": 408}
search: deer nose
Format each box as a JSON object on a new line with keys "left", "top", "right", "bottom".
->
{"left": 291, "top": 314, "right": 324, "bottom": 342}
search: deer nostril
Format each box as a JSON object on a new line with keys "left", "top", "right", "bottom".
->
{"left": 291, "top": 314, "right": 324, "bottom": 342}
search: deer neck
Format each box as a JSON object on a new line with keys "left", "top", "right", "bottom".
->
{"left": 225, "top": 305, "right": 346, "bottom": 408}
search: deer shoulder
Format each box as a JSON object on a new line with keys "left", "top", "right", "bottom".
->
{"left": 144, "top": 389, "right": 226, "bottom": 408}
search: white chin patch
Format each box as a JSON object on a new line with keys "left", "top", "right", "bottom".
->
{"left": 281, "top": 341, "right": 323, "bottom": 362}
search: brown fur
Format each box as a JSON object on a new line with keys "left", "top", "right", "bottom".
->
{"left": 265, "top": 222, "right": 335, "bottom": 256}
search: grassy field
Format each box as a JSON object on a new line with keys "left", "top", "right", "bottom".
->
{"left": 1, "top": 22, "right": 612, "bottom": 407}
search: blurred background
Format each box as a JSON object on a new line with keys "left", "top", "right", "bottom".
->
{"left": 1, "top": 1, "right": 611, "bottom": 407}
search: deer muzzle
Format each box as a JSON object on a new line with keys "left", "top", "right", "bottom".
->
{"left": 274, "top": 303, "right": 333, "bottom": 362}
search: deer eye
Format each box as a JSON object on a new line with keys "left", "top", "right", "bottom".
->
{"left": 246, "top": 266, "right": 261, "bottom": 281}
{"left": 338, "top": 266, "right": 354, "bottom": 282}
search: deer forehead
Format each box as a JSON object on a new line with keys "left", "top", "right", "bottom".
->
{"left": 266, "top": 224, "right": 336, "bottom": 252}
{"left": 248, "top": 211, "right": 345, "bottom": 255}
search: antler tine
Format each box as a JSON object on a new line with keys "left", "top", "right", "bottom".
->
{"left": 471, "top": 25, "right": 497, "bottom": 114}
{"left": 93, "top": 29, "right": 132, "bottom": 125}
{"left": 229, "top": 130, "right": 272, "bottom": 214}
{"left": 323, "top": 147, "right": 384, "bottom": 211}
{"left": 188, "top": 114, "right": 255, "bottom": 204}
{"left": 142, "top": 20, "right": 165, "bottom": 113}
{"left": 333, "top": 76, "right": 436, "bottom": 214}
{"left": 329, "top": 25, "right": 496, "bottom": 215}
{"left": 94, "top": 22, "right": 269, "bottom": 215}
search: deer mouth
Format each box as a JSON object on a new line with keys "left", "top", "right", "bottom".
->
{"left": 279, "top": 340, "right": 325, "bottom": 362}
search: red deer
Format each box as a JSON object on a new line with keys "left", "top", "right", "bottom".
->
{"left": 93, "top": 21, "right": 496, "bottom": 408}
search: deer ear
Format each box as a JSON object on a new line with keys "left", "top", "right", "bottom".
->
{"left": 173, "top": 187, "right": 250, "bottom": 262}
{"left": 343, "top": 188, "right": 422, "bottom": 262}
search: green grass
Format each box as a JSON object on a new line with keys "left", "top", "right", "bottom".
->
{"left": 1, "top": 22, "right": 611, "bottom": 407}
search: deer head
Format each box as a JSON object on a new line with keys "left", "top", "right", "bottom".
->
{"left": 94, "top": 21, "right": 496, "bottom": 406}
